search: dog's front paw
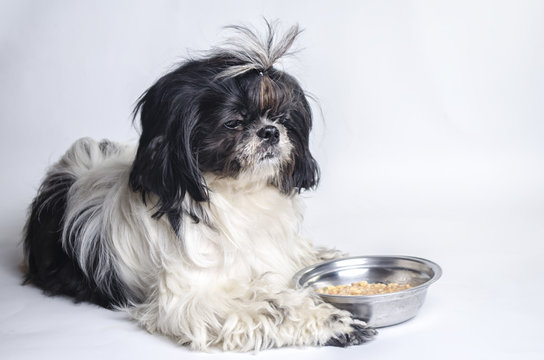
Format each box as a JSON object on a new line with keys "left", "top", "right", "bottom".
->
{"left": 324, "top": 317, "right": 377, "bottom": 347}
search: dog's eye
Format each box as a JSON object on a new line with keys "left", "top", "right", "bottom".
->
{"left": 224, "top": 120, "right": 244, "bottom": 129}
{"left": 274, "top": 116, "right": 288, "bottom": 125}
{"left": 270, "top": 114, "right": 287, "bottom": 125}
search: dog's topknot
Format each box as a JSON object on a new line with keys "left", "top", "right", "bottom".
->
{"left": 212, "top": 20, "right": 302, "bottom": 79}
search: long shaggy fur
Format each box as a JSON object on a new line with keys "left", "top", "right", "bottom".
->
{"left": 23, "top": 22, "right": 376, "bottom": 351}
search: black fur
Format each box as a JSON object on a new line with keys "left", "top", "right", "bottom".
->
{"left": 23, "top": 168, "right": 130, "bottom": 309}
{"left": 23, "top": 139, "right": 137, "bottom": 308}
{"left": 325, "top": 319, "right": 378, "bottom": 347}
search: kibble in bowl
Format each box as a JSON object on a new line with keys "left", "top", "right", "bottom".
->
{"left": 293, "top": 255, "right": 441, "bottom": 327}
{"left": 317, "top": 281, "right": 412, "bottom": 296}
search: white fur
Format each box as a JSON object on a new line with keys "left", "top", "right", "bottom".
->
{"left": 213, "top": 21, "right": 301, "bottom": 79}
{"left": 55, "top": 137, "right": 360, "bottom": 351}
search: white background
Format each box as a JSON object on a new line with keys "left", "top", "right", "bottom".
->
{"left": 1, "top": 1, "right": 543, "bottom": 359}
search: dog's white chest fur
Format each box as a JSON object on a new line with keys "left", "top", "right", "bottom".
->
{"left": 180, "top": 177, "right": 310, "bottom": 285}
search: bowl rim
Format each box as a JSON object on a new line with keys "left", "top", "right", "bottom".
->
{"left": 293, "top": 255, "right": 442, "bottom": 300}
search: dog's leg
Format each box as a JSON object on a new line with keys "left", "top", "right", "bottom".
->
{"left": 213, "top": 286, "right": 376, "bottom": 351}
{"left": 126, "top": 272, "right": 375, "bottom": 351}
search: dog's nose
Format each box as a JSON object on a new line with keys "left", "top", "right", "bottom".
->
{"left": 257, "top": 125, "right": 280, "bottom": 145}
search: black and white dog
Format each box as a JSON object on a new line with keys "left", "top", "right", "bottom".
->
{"left": 23, "top": 23, "right": 375, "bottom": 351}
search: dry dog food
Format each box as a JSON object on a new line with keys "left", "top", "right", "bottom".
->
{"left": 317, "top": 280, "right": 412, "bottom": 296}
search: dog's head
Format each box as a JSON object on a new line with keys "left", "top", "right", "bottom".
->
{"left": 129, "top": 22, "right": 319, "bottom": 230}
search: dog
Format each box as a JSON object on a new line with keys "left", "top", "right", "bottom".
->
{"left": 23, "top": 22, "right": 376, "bottom": 351}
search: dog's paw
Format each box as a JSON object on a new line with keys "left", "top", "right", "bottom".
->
{"left": 324, "top": 317, "right": 377, "bottom": 347}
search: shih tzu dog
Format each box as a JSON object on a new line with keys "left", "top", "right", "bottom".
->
{"left": 23, "top": 22, "right": 376, "bottom": 351}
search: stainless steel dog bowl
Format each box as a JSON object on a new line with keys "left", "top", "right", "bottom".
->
{"left": 293, "top": 255, "right": 441, "bottom": 328}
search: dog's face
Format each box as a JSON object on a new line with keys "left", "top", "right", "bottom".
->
{"left": 129, "top": 25, "right": 319, "bottom": 230}
{"left": 194, "top": 64, "right": 304, "bottom": 182}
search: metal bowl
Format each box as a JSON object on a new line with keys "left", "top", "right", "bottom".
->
{"left": 293, "top": 255, "right": 442, "bottom": 328}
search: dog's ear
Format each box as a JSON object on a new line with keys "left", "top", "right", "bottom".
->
{"left": 280, "top": 89, "right": 320, "bottom": 193}
{"left": 129, "top": 68, "right": 208, "bottom": 232}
